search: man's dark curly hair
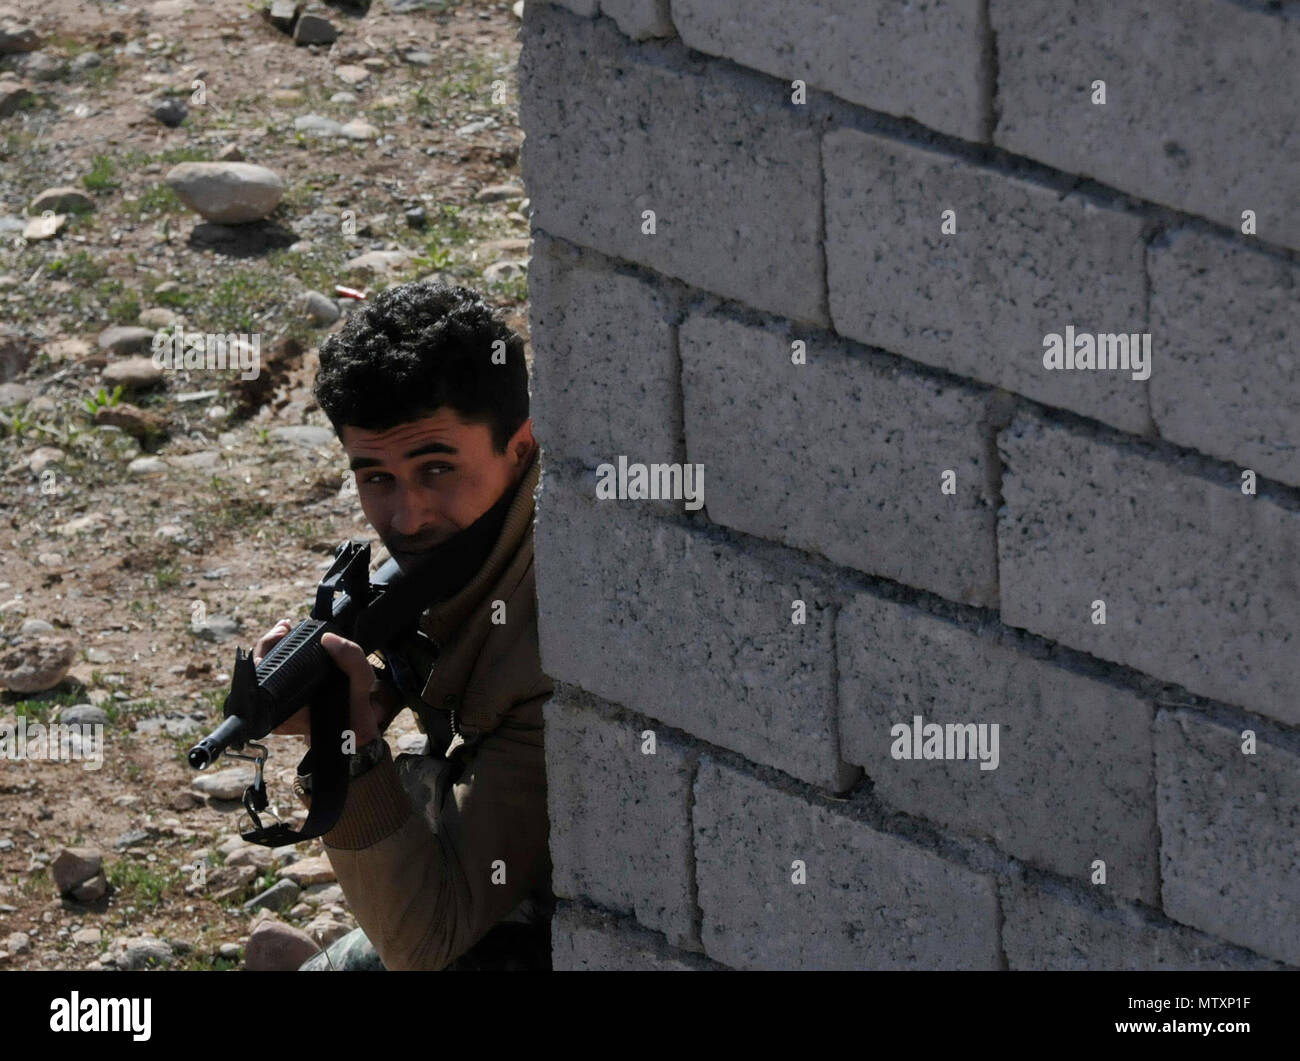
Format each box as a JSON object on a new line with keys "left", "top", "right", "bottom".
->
{"left": 313, "top": 280, "right": 529, "bottom": 454}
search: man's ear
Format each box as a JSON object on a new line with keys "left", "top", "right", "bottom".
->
{"left": 508, "top": 418, "right": 536, "bottom": 467}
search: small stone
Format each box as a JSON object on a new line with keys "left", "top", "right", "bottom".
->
{"left": 216, "top": 143, "right": 245, "bottom": 162}
{"left": 6, "top": 932, "right": 30, "bottom": 955}
{"left": 334, "top": 64, "right": 368, "bottom": 86}
{"left": 150, "top": 97, "right": 187, "bottom": 127}
{"left": 265, "top": 0, "right": 301, "bottom": 33}
{"left": 104, "top": 936, "right": 173, "bottom": 970}
{"left": 218, "top": 942, "right": 241, "bottom": 959}
{"left": 301, "top": 290, "right": 339, "bottom": 325}
{"left": 102, "top": 356, "right": 164, "bottom": 389}
{"left": 243, "top": 878, "right": 301, "bottom": 914}
{"left": 191, "top": 767, "right": 254, "bottom": 801}
{"left": 138, "top": 306, "right": 178, "bottom": 329}
{"left": 401, "top": 50, "right": 434, "bottom": 67}
{"left": 72, "top": 927, "right": 101, "bottom": 946}
{"left": 26, "top": 448, "right": 63, "bottom": 475}
{"left": 292, "top": 113, "right": 342, "bottom": 137}
{"left": 23, "top": 214, "right": 66, "bottom": 241}
{"left": 344, "top": 249, "right": 410, "bottom": 276}
{"left": 338, "top": 118, "right": 377, "bottom": 141}
{"left": 269, "top": 424, "right": 336, "bottom": 448}
{"left": 97, "top": 325, "right": 156, "bottom": 355}
{"left": 127, "top": 457, "right": 168, "bottom": 476}
{"left": 277, "top": 856, "right": 335, "bottom": 887}
{"left": 58, "top": 704, "right": 108, "bottom": 726}
{"left": 328, "top": 90, "right": 356, "bottom": 104}
{"left": 475, "top": 183, "right": 525, "bottom": 203}
{"left": 20, "top": 618, "right": 55, "bottom": 635}
{"left": 94, "top": 403, "right": 166, "bottom": 440}
{"left": 225, "top": 845, "right": 273, "bottom": 870}
{"left": 404, "top": 206, "right": 426, "bottom": 229}
{"left": 0, "top": 21, "right": 39, "bottom": 55}
{"left": 194, "top": 613, "right": 240, "bottom": 642}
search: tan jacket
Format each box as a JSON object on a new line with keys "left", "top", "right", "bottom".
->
{"left": 298, "top": 450, "right": 554, "bottom": 970}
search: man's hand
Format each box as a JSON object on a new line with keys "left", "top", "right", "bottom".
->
{"left": 320, "top": 632, "right": 386, "bottom": 748}
{"left": 255, "top": 618, "right": 310, "bottom": 738}
{"left": 254, "top": 620, "right": 391, "bottom": 747}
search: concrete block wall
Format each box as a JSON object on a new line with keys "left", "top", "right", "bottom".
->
{"left": 519, "top": 1, "right": 1299, "bottom": 969}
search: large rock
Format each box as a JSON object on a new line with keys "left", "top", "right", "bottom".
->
{"left": 244, "top": 920, "right": 320, "bottom": 971}
{"left": 0, "top": 19, "right": 38, "bottom": 54}
{"left": 94, "top": 403, "right": 166, "bottom": 439}
{"left": 97, "top": 325, "right": 156, "bottom": 355}
{"left": 29, "top": 187, "right": 93, "bottom": 214}
{"left": 102, "top": 356, "right": 164, "bottom": 389}
{"left": 191, "top": 766, "right": 254, "bottom": 801}
{"left": 104, "top": 936, "right": 174, "bottom": 970}
{"left": 277, "top": 855, "right": 335, "bottom": 887}
{"left": 0, "top": 636, "right": 76, "bottom": 693}
{"left": 0, "top": 326, "right": 33, "bottom": 382}
{"left": 293, "top": 12, "right": 336, "bottom": 45}
{"left": 51, "top": 847, "right": 103, "bottom": 895}
{"left": 165, "top": 162, "right": 286, "bottom": 224}
{"left": 0, "top": 78, "right": 31, "bottom": 116}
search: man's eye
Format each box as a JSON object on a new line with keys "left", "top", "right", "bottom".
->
{"left": 359, "top": 473, "right": 392, "bottom": 486}
{"left": 423, "top": 463, "right": 453, "bottom": 477}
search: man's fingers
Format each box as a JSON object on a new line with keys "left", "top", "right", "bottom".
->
{"left": 253, "top": 617, "right": 293, "bottom": 665}
{"left": 320, "top": 632, "right": 372, "bottom": 682}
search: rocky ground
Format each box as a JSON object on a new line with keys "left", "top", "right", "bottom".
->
{"left": 0, "top": 0, "right": 532, "bottom": 970}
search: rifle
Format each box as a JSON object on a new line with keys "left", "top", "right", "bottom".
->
{"left": 186, "top": 475, "right": 514, "bottom": 846}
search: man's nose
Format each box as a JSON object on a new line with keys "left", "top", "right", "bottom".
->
{"left": 390, "top": 485, "right": 436, "bottom": 536}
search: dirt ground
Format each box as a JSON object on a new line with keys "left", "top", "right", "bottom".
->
{"left": 0, "top": 0, "right": 532, "bottom": 969}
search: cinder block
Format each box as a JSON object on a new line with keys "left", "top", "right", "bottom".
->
{"left": 600, "top": 0, "right": 674, "bottom": 39}
{"left": 998, "top": 411, "right": 1300, "bottom": 726}
{"left": 680, "top": 308, "right": 1000, "bottom": 607}
{"left": 838, "top": 594, "right": 1158, "bottom": 903}
{"left": 693, "top": 758, "right": 1001, "bottom": 968}
{"left": 528, "top": 233, "right": 680, "bottom": 468}
{"left": 551, "top": 903, "right": 708, "bottom": 970}
{"left": 824, "top": 128, "right": 1149, "bottom": 434}
{"left": 991, "top": 0, "right": 1300, "bottom": 253}
{"left": 543, "top": 693, "right": 696, "bottom": 946}
{"left": 1001, "top": 876, "right": 1285, "bottom": 970}
{"left": 1155, "top": 708, "right": 1300, "bottom": 968}
{"left": 519, "top": 5, "right": 826, "bottom": 326}
{"left": 673, "top": 0, "right": 989, "bottom": 142}
{"left": 1149, "top": 228, "right": 1300, "bottom": 488}
{"left": 534, "top": 469, "right": 851, "bottom": 790}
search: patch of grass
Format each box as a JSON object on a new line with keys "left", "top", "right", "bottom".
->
{"left": 177, "top": 952, "right": 238, "bottom": 972}
{"left": 153, "top": 562, "right": 182, "bottom": 590}
{"left": 82, "top": 384, "right": 125, "bottom": 416}
{"left": 106, "top": 293, "right": 142, "bottom": 325}
{"left": 121, "top": 184, "right": 183, "bottom": 220}
{"left": 151, "top": 284, "right": 193, "bottom": 310}
{"left": 205, "top": 268, "right": 285, "bottom": 334}
{"left": 47, "top": 250, "right": 108, "bottom": 283}
{"left": 3, "top": 685, "right": 85, "bottom": 724}
{"left": 82, "top": 155, "right": 120, "bottom": 193}
{"left": 108, "top": 859, "right": 184, "bottom": 908}
{"left": 487, "top": 272, "right": 529, "bottom": 305}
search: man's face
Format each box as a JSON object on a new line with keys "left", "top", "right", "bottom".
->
{"left": 341, "top": 407, "right": 535, "bottom": 570}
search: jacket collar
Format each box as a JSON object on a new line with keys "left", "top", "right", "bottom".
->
{"left": 417, "top": 446, "right": 540, "bottom": 646}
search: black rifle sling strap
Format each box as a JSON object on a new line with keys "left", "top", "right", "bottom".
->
{"left": 239, "top": 679, "right": 350, "bottom": 846}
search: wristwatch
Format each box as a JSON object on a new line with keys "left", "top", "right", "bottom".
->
{"left": 348, "top": 736, "right": 387, "bottom": 779}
